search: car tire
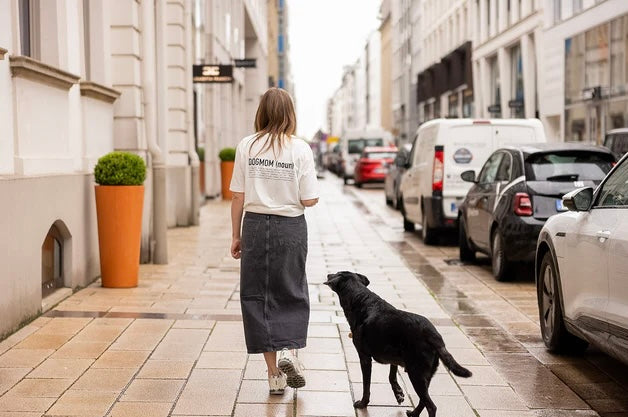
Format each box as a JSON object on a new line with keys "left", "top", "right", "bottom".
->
{"left": 385, "top": 194, "right": 393, "bottom": 206}
{"left": 422, "top": 210, "right": 437, "bottom": 245}
{"left": 491, "top": 229, "right": 511, "bottom": 281}
{"left": 537, "top": 251, "right": 588, "bottom": 353}
{"left": 401, "top": 199, "right": 414, "bottom": 232}
{"left": 343, "top": 176, "right": 348, "bottom": 185}
{"left": 459, "top": 217, "right": 476, "bottom": 262}
{"left": 355, "top": 181, "right": 362, "bottom": 188}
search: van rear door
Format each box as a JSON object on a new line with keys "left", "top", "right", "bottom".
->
{"left": 493, "top": 125, "right": 538, "bottom": 147}
{"left": 442, "top": 124, "right": 494, "bottom": 218}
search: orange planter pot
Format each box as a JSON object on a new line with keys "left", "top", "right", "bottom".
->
{"left": 95, "top": 185, "right": 144, "bottom": 288}
{"left": 221, "top": 161, "right": 234, "bottom": 200}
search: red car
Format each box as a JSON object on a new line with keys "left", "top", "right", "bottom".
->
{"left": 354, "top": 146, "right": 398, "bottom": 187}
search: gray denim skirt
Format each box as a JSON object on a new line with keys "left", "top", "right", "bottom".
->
{"left": 240, "top": 211, "right": 310, "bottom": 354}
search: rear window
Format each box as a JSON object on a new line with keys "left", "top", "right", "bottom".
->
{"left": 364, "top": 152, "right": 396, "bottom": 159}
{"left": 525, "top": 152, "right": 614, "bottom": 181}
{"left": 348, "top": 138, "right": 384, "bottom": 154}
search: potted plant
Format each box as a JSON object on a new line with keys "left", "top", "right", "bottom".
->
{"left": 94, "top": 151, "right": 146, "bottom": 288}
{"left": 219, "top": 147, "right": 236, "bottom": 200}
{"left": 197, "top": 147, "right": 205, "bottom": 194}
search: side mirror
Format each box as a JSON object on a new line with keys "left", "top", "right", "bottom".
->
{"left": 563, "top": 187, "right": 594, "bottom": 212}
{"left": 461, "top": 170, "right": 477, "bottom": 183}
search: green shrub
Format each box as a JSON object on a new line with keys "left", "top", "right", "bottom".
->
{"left": 196, "top": 147, "right": 205, "bottom": 162}
{"left": 94, "top": 152, "right": 146, "bottom": 186}
{"left": 218, "top": 147, "right": 236, "bottom": 162}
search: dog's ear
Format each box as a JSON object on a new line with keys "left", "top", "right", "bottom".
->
{"left": 356, "top": 273, "right": 370, "bottom": 287}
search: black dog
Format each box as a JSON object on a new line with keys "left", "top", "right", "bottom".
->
{"left": 325, "top": 271, "right": 472, "bottom": 417}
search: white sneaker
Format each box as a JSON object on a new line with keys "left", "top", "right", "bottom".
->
{"left": 277, "top": 348, "right": 306, "bottom": 388}
{"left": 268, "top": 372, "right": 287, "bottom": 395}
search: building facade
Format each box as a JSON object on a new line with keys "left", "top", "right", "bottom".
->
{"left": 472, "top": 0, "right": 543, "bottom": 127}
{"left": 391, "top": 0, "right": 419, "bottom": 143}
{"left": 0, "top": 0, "right": 119, "bottom": 338}
{"left": 380, "top": 0, "right": 394, "bottom": 133}
{"left": 417, "top": 0, "right": 473, "bottom": 125}
{"left": 540, "top": 0, "right": 628, "bottom": 143}
{"left": 192, "top": 0, "right": 268, "bottom": 197}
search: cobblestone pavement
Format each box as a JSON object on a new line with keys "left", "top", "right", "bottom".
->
{"left": 0, "top": 175, "right": 626, "bottom": 417}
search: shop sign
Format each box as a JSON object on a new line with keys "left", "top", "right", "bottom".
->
{"left": 508, "top": 99, "right": 524, "bottom": 110}
{"left": 234, "top": 59, "right": 257, "bottom": 68}
{"left": 193, "top": 65, "right": 233, "bottom": 83}
{"left": 488, "top": 104, "right": 501, "bottom": 114}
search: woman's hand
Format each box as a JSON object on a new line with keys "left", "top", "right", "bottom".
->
{"left": 231, "top": 238, "right": 242, "bottom": 259}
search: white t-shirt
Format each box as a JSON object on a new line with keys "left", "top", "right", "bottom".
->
{"left": 229, "top": 134, "right": 319, "bottom": 217}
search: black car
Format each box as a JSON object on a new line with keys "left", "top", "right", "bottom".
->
{"left": 458, "top": 143, "right": 615, "bottom": 281}
{"left": 384, "top": 143, "right": 413, "bottom": 209}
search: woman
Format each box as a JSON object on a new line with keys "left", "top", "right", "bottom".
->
{"left": 229, "top": 88, "right": 319, "bottom": 395}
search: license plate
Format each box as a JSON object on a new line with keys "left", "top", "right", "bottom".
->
{"left": 374, "top": 168, "right": 386, "bottom": 174}
{"left": 556, "top": 199, "right": 566, "bottom": 211}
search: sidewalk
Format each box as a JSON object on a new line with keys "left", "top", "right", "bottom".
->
{"left": 0, "top": 178, "right": 596, "bottom": 417}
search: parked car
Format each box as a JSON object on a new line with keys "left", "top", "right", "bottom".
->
{"left": 385, "top": 143, "right": 413, "bottom": 209}
{"left": 604, "top": 128, "right": 628, "bottom": 159}
{"left": 327, "top": 144, "right": 342, "bottom": 175}
{"left": 399, "top": 118, "right": 547, "bottom": 244}
{"left": 458, "top": 143, "right": 615, "bottom": 280}
{"left": 535, "top": 152, "right": 628, "bottom": 363}
{"left": 354, "top": 146, "right": 398, "bottom": 188}
{"left": 341, "top": 129, "right": 393, "bottom": 184}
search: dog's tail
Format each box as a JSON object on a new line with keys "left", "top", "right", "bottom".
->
{"left": 437, "top": 346, "right": 472, "bottom": 378}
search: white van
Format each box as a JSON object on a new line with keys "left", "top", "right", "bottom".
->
{"left": 399, "top": 119, "right": 547, "bottom": 244}
{"left": 341, "top": 129, "right": 394, "bottom": 184}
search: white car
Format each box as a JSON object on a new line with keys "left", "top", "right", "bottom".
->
{"left": 536, "top": 153, "right": 628, "bottom": 363}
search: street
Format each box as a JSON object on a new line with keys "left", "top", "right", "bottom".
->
{"left": 0, "top": 174, "right": 625, "bottom": 417}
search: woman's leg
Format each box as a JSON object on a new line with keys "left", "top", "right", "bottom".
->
{"left": 263, "top": 351, "right": 280, "bottom": 376}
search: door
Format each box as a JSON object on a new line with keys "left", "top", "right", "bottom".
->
{"left": 595, "top": 159, "right": 628, "bottom": 332}
{"left": 401, "top": 136, "right": 421, "bottom": 221}
{"left": 467, "top": 152, "right": 504, "bottom": 249}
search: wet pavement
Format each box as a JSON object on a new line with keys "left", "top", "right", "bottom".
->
{"left": 0, "top": 174, "right": 626, "bottom": 416}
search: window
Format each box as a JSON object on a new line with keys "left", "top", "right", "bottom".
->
{"left": 525, "top": 152, "right": 614, "bottom": 181}
{"left": 573, "top": 0, "right": 583, "bottom": 14}
{"left": 496, "top": 153, "right": 512, "bottom": 182}
{"left": 478, "top": 152, "right": 504, "bottom": 184}
{"left": 596, "top": 158, "right": 628, "bottom": 207}
{"left": 19, "top": 0, "right": 39, "bottom": 58}
{"left": 490, "top": 56, "right": 501, "bottom": 117}
{"left": 511, "top": 44, "right": 524, "bottom": 118}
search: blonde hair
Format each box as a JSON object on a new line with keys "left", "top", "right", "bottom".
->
{"left": 250, "top": 88, "right": 297, "bottom": 156}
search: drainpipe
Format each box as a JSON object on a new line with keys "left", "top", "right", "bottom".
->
{"left": 184, "top": 0, "right": 200, "bottom": 225}
{"left": 142, "top": 0, "right": 168, "bottom": 264}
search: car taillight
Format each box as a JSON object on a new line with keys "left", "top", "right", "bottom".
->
{"left": 513, "top": 193, "right": 533, "bottom": 216}
{"left": 432, "top": 147, "right": 444, "bottom": 192}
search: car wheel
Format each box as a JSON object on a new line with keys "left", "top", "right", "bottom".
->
{"left": 422, "top": 210, "right": 436, "bottom": 245}
{"left": 392, "top": 193, "right": 400, "bottom": 210}
{"left": 343, "top": 176, "right": 348, "bottom": 185}
{"left": 401, "top": 199, "right": 414, "bottom": 232}
{"left": 385, "top": 194, "right": 393, "bottom": 206}
{"left": 355, "top": 181, "right": 362, "bottom": 188}
{"left": 459, "top": 217, "right": 476, "bottom": 262}
{"left": 491, "top": 229, "right": 511, "bottom": 281}
{"left": 537, "top": 251, "right": 588, "bottom": 353}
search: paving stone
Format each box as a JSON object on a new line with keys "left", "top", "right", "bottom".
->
{"left": 236, "top": 379, "right": 294, "bottom": 404}
{"left": 136, "top": 360, "right": 194, "bottom": 379}
{"left": 0, "top": 395, "right": 56, "bottom": 412}
{"left": 121, "top": 378, "right": 184, "bottom": 402}
{"left": 173, "top": 369, "right": 241, "bottom": 415}
{"left": 6, "top": 377, "right": 73, "bottom": 397}
{"left": 46, "top": 389, "right": 118, "bottom": 416}
{"left": 296, "top": 390, "right": 356, "bottom": 416}
{"left": 461, "top": 385, "right": 528, "bottom": 410}
{"left": 73, "top": 368, "right": 136, "bottom": 392}
{"left": 233, "top": 403, "right": 293, "bottom": 417}
{"left": 107, "top": 401, "right": 172, "bottom": 417}
{"left": 0, "top": 348, "right": 54, "bottom": 368}
{"left": 28, "top": 358, "right": 93, "bottom": 379}
{"left": 196, "top": 351, "right": 248, "bottom": 369}
{"left": 92, "top": 350, "right": 151, "bottom": 369}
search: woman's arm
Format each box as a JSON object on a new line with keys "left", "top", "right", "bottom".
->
{"left": 230, "top": 192, "right": 245, "bottom": 259}
{"left": 301, "top": 198, "right": 319, "bottom": 207}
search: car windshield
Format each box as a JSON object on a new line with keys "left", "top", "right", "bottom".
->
{"left": 364, "top": 152, "right": 396, "bottom": 159}
{"left": 605, "top": 133, "right": 628, "bottom": 157}
{"left": 348, "top": 138, "right": 384, "bottom": 154}
{"left": 525, "top": 152, "right": 614, "bottom": 181}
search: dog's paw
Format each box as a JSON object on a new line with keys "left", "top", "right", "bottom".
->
{"left": 353, "top": 399, "right": 369, "bottom": 409}
{"left": 406, "top": 410, "right": 418, "bottom": 417}
{"left": 394, "top": 391, "right": 405, "bottom": 404}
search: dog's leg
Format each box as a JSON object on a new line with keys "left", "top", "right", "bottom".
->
{"left": 405, "top": 367, "right": 437, "bottom": 417}
{"left": 353, "top": 354, "right": 372, "bottom": 408}
{"left": 388, "top": 365, "right": 404, "bottom": 404}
